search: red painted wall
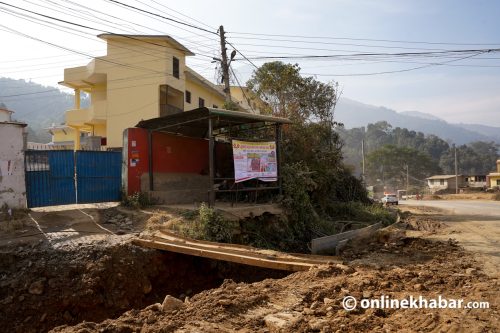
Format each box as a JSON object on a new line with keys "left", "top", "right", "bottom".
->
{"left": 124, "top": 128, "right": 209, "bottom": 195}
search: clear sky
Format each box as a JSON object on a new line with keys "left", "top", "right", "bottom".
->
{"left": 1, "top": 0, "right": 499, "bottom": 126}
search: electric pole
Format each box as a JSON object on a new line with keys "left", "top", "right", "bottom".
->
{"left": 454, "top": 144, "right": 458, "bottom": 194}
{"left": 406, "top": 164, "right": 409, "bottom": 195}
{"left": 361, "top": 139, "right": 365, "bottom": 182}
{"left": 219, "top": 25, "right": 231, "bottom": 104}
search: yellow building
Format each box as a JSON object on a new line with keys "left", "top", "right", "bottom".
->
{"left": 487, "top": 159, "right": 500, "bottom": 188}
{"left": 58, "top": 34, "right": 257, "bottom": 149}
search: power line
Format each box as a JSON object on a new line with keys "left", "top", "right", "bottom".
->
{"left": 227, "top": 31, "right": 500, "bottom": 47}
{"left": 301, "top": 51, "right": 485, "bottom": 76}
{"left": 105, "top": 0, "right": 218, "bottom": 36}
{"left": 0, "top": 2, "right": 216, "bottom": 58}
{"left": 0, "top": 89, "right": 60, "bottom": 98}
{"left": 229, "top": 66, "right": 256, "bottom": 113}
{"left": 238, "top": 48, "right": 500, "bottom": 61}
{"left": 225, "top": 36, "right": 457, "bottom": 52}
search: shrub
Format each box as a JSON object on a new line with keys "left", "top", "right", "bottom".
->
{"left": 121, "top": 191, "right": 152, "bottom": 209}
{"left": 181, "top": 203, "right": 234, "bottom": 243}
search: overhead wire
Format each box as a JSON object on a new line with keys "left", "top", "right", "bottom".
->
{"left": 0, "top": 1, "right": 217, "bottom": 58}
{"left": 227, "top": 31, "right": 500, "bottom": 47}
{"left": 229, "top": 66, "right": 256, "bottom": 113}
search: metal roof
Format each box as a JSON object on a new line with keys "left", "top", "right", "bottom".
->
{"left": 426, "top": 175, "right": 463, "bottom": 180}
{"left": 135, "top": 107, "right": 291, "bottom": 138}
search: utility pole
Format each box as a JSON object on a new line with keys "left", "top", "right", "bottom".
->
{"left": 454, "top": 144, "right": 458, "bottom": 194}
{"left": 406, "top": 164, "right": 409, "bottom": 195}
{"left": 218, "top": 25, "right": 231, "bottom": 104}
{"left": 361, "top": 139, "right": 366, "bottom": 181}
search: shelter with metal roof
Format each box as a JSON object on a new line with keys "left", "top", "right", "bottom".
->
{"left": 126, "top": 107, "right": 292, "bottom": 206}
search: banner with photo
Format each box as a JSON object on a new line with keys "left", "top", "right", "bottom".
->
{"left": 232, "top": 140, "right": 277, "bottom": 183}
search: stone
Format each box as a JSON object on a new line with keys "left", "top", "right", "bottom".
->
{"left": 414, "top": 283, "right": 426, "bottom": 291}
{"left": 28, "top": 280, "right": 45, "bottom": 295}
{"left": 162, "top": 295, "right": 185, "bottom": 312}
{"left": 336, "top": 264, "right": 355, "bottom": 274}
{"left": 323, "top": 297, "right": 335, "bottom": 305}
{"left": 362, "top": 291, "right": 373, "bottom": 299}
{"left": 264, "top": 312, "right": 302, "bottom": 332}
{"left": 465, "top": 268, "right": 477, "bottom": 276}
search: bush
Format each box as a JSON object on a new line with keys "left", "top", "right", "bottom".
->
{"left": 121, "top": 191, "right": 152, "bottom": 209}
{"left": 182, "top": 203, "right": 234, "bottom": 243}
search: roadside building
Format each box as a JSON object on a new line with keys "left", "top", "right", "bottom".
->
{"left": 57, "top": 34, "right": 261, "bottom": 149}
{"left": 426, "top": 175, "right": 465, "bottom": 194}
{"left": 464, "top": 175, "right": 487, "bottom": 189}
{"left": 487, "top": 160, "right": 500, "bottom": 188}
{"left": 0, "top": 105, "right": 27, "bottom": 209}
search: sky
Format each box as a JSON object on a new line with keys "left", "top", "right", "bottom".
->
{"left": 1, "top": 0, "right": 500, "bottom": 126}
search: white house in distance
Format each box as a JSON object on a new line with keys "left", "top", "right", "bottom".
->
{"left": 426, "top": 175, "right": 465, "bottom": 194}
{"left": 0, "top": 104, "right": 27, "bottom": 208}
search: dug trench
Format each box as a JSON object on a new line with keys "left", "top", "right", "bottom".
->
{"left": 0, "top": 238, "right": 289, "bottom": 333}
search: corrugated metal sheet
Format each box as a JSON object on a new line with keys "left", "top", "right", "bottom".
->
{"left": 76, "top": 151, "right": 122, "bottom": 203}
{"left": 25, "top": 150, "right": 76, "bottom": 208}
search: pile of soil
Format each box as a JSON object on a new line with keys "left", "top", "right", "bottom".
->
{"left": 52, "top": 229, "right": 498, "bottom": 332}
{"left": 0, "top": 237, "right": 287, "bottom": 333}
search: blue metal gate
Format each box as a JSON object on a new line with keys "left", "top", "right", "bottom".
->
{"left": 25, "top": 150, "right": 122, "bottom": 207}
{"left": 76, "top": 151, "right": 122, "bottom": 203}
{"left": 25, "top": 150, "right": 76, "bottom": 208}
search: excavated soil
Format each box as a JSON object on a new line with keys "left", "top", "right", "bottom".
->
{"left": 0, "top": 237, "right": 288, "bottom": 333}
{"left": 0, "top": 209, "right": 498, "bottom": 333}
{"left": 51, "top": 225, "right": 498, "bottom": 332}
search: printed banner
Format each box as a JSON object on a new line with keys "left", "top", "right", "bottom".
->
{"left": 232, "top": 140, "right": 277, "bottom": 183}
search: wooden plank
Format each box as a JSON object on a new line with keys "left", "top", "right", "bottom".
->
{"left": 311, "top": 222, "right": 383, "bottom": 254}
{"left": 151, "top": 233, "right": 340, "bottom": 266}
{"left": 133, "top": 238, "right": 314, "bottom": 271}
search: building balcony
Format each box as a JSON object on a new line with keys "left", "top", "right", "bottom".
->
{"left": 65, "top": 104, "right": 106, "bottom": 126}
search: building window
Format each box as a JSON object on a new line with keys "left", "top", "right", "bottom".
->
{"left": 213, "top": 104, "right": 218, "bottom": 108}
{"left": 173, "top": 57, "right": 179, "bottom": 79}
{"left": 198, "top": 97, "right": 205, "bottom": 108}
{"left": 440, "top": 179, "right": 444, "bottom": 185}
{"left": 497, "top": 179, "right": 500, "bottom": 186}
{"left": 185, "top": 90, "right": 191, "bottom": 103}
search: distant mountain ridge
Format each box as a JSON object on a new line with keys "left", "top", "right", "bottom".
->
{"left": 1, "top": 77, "right": 498, "bottom": 145}
{"left": 0, "top": 77, "right": 89, "bottom": 142}
{"left": 335, "top": 98, "right": 500, "bottom": 144}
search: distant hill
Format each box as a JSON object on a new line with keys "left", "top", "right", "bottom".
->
{"left": 335, "top": 98, "right": 500, "bottom": 144}
{"left": 0, "top": 77, "right": 88, "bottom": 143}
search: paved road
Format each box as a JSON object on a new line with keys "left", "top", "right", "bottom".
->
{"left": 400, "top": 199, "right": 500, "bottom": 276}
{"left": 400, "top": 200, "right": 500, "bottom": 217}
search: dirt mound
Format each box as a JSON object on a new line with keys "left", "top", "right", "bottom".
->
{"left": 52, "top": 232, "right": 498, "bottom": 332}
{"left": 0, "top": 237, "right": 288, "bottom": 333}
{"left": 402, "top": 216, "right": 447, "bottom": 233}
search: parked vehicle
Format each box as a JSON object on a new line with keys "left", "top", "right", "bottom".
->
{"left": 382, "top": 194, "right": 398, "bottom": 205}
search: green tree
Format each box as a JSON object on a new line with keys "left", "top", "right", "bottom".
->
{"left": 246, "top": 62, "right": 369, "bottom": 243}
{"left": 366, "top": 145, "right": 439, "bottom": 188}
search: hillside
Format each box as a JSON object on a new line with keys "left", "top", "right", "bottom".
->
{"left": 0, "top": 77, "right": 88, "bottom": 142}
{"left": 335, "top": 98, "right": 500, "bottom": 144}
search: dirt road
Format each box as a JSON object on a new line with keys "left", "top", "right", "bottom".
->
{"left": 400, "top": 200, "right": 500, "bottom": 276}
